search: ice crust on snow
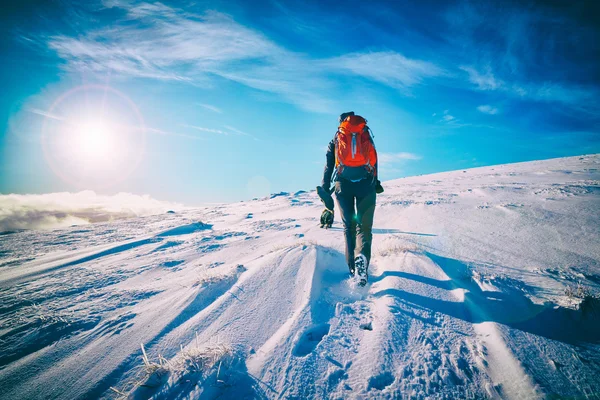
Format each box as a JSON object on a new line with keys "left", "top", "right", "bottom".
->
{"left": 0, "top": 154, "right": 599, "bottom": 399}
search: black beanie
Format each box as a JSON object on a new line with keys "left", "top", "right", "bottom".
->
{"left": 338, "top": 111, "right": 355, "bottom": 123}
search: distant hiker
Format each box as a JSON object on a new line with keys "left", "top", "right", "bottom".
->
{"left": 318, "top": 111, "right": 383, "bottom": 286}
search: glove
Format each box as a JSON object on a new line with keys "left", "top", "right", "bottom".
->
{"left": 320, "top": 208, "right": 334, "bottom": 229}
{"left": 317, "top": 185, "right": 335, "bottom": 211}
{"left": 375, "top": 180, "right": 384, "bottom": 194}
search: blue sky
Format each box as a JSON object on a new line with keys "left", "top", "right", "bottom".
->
{"left": 1, "top": 0, "right": 599, "bottom": 204}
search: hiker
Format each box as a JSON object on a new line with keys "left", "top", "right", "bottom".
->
{"left": 318, "top": 112, "right": 383, "bottom": 286}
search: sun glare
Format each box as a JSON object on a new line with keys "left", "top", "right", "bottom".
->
{"left": 72, "top": 119, "right": 116, "bottom": 161}
{"left": 41, "top": 84, "right": 146, "bottom": 189}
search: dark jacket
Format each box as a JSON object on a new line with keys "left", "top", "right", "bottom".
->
{"left": 321, "top": 137, "right": 378, "bottom": 194}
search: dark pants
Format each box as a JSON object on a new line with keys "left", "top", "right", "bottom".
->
{"left": 334, "top": 178, "right": 376, "bottom": 270}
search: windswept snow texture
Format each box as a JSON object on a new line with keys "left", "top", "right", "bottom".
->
{"left": 1, "top": 154, "right": 600, "bottom": 399}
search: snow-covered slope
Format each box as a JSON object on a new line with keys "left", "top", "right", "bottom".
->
{"left": 1, "top": 154, "right": 599, "bottom": 399}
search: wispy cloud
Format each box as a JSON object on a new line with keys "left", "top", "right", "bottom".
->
{"left": 477, "top": 105, "right": 499, "bottom": 115}
{"left": 28, "top": 107, "right": 202, "bottom": 141}
{"left": 181, "top": 124, "right": 258, "bottom": 140}
{"left": 28, "top": 108, "right": 65, "bottom": 121}
{"left": 442, "top": 110, "right": 456, "bottom": 122}
{"left": 460, "top": 65, "right": 502, "bottom": 91}
{"left": 324, "top": 51, "right": 442, "bottom": 92}
{"left": 379, "top": 152, "right": 422, "bottom": 163}
{"left": 436, "top": 110, "right": 484, "bottom": 129}
{"left": 436, "top": 0, "right": 600, "bottom": 120}
{"left": 223, "top": 125, "right": 246, "bottom": 135}
{"left": 182, "top": 124, "right": 228, "bottom": 135}
{"left": 461, "top": 64, "right": 599, "bottom": 113}
{"left": 448, "top": 1, "right": 600, "bottom": 115}
{"left": 46, "top": 8, "right": 284, "bottom": 81}
{"left": 197, "top": 103, "right": 223, "bottom": 113}
{"left": 223, "top": 125, "right": 258, "bottom": 140}
{"left": 146, "top": 127, "right": 204, "bottom": 140}
{"left": 43, "top": 2, "right": 442, "bottom": 113}
{"left": 528, "top": 83, "right": 599, "bottom": 109}
{"left": 0, "top": 191, "right": 183, "bottom": 232}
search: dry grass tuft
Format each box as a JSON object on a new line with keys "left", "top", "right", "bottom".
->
{"left": 566, "top": 283, "right": 600, "bottom": 315}
{"left": 112, "top": 335, "right": 237, "bottom": 399}
{"left": 376, "top": 242, "right": 420, "bottom": 257}
{"left": 565, "top": 283, "right": 591, "bottom": 299}
{"left": 270, "top": 240, "right": 318, "bottom": 253}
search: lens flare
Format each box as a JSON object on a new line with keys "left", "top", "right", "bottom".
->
{"left": 77, "top": 120, "right": 113, "bottom": 157}
{"left": 41, "top": 85, "right": 146, "bottom": 189}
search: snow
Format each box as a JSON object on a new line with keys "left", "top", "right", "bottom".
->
{"left": 1, "top": 154, "right": 599, "bottom": 399}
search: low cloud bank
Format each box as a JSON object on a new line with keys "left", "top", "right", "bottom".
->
{"left": 0, "top": 191, "right": 184, "bottom": 232}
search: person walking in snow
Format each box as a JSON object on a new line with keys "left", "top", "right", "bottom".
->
{"left": 318, "top": 111, "right": 383, "bottom": 286}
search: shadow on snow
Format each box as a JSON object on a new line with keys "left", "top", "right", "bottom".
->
{"left": 373, "top": 252, "right": 600, "bottom": 345}
{"left": 327, "top": 227, "right": 437, "bottom": 237}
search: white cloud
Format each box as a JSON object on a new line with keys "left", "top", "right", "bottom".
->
{"left": 460, "top": 65, "right": 503, "bottom": 90}
{"left": 223, "top": 125, "right": 258, "bottom": 140}
{"left": 324, "top": 51, "right": 442, "bottom": 91}
{"left": 28, "top": 108, "right": 65, "bottom": 121}
{"left": 477, "top": 105, "right": 499, "bottom": 114}
{"left": 461, "top": 65, "right": 599, "bottom": 113}
{"left": 197, "top": 103, "right": 223, "bottom": 113}
{"left": 0, "top": 191, "right": 184, "bottom": 232}
{"left": 435, "top": 109, "right": 475, "bottom": 128}
{"left": 529, "top": 82, "right": 598, "bottom": 108}
{"left": 182, "top": 124, "right": 228, "bottom": 135}
{"left": 43, "top": 2, "right": 441, "bottom": 113}
{"left": 215, "top": 65, "right": 337, "bottom": 113}
{"left": 146, "top": 127, "right": 205, "bottom": 140}
{"left": 47, "top": 9, "right": 283, "bottom": 81}
{"left": 442, "top": 109, "right": 456, "bottom": 122}
{"left": 223, "top": 125, "right": 245, "bottom": 135}
{"left": 379, "top": 152, "right": 422, "bottom": 163}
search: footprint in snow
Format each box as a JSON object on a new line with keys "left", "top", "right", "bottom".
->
{"left": 292, "top": 323, "right": 330, "bottom": 357}
{"left": 327, "top": 368, "right": 348, "bottom": 388}
{"left": 161, "top": 260, "right": 184, "bottom": 269}
{"left": 359, "top": 321, "right": 373, "bottom": 331}
{"left": 368, "top": 371, "right": 395, "bottom": 391}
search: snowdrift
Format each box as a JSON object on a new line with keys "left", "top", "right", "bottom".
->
{"left": 1, "top": 154, "right": 599, "bottom": 399}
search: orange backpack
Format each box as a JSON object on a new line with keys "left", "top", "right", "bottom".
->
{"left": 335, "top": 115, "right": 377, "bottom": 181}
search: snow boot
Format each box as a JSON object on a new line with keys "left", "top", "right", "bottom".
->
{"left": 354, "top": 254, "right": 368, "bottom": 286}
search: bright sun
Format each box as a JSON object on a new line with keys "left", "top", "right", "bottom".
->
{"left": 59, "top": 117, "right": 121, "bottom": 171}
{"left": 41, "top": 84, "right": 146, "bottom": 189}
{"left": 73, "top": 119, "right": 116, "bottom": 160}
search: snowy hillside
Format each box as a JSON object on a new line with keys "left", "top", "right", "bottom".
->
{"left": 1, "top": 154, "right": 599, "bottom": 399}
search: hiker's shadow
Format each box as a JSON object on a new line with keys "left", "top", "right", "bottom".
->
{"left": 327, "top": 227, "right": 436, "bottom": 237}
{"left": 372, "top": 228, "right": 437, "bottom": 237}
{"left": 373, "top": 252, "right": 600, "bottom": 345}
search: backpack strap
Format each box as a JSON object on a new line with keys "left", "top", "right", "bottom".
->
{"left": 367, "top": 126, "right": 375, "bottom": 140}
{"left": 333, "top": 130, "right": 341, "bottom": 167}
